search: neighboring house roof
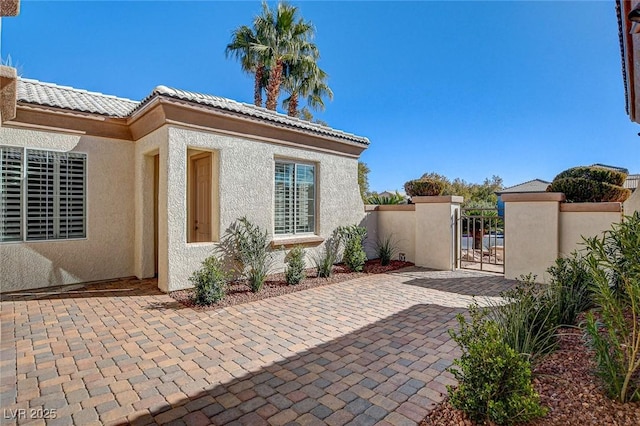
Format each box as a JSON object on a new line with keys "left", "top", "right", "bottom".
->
{"left": 624, "top": 174, "right": 639, "bottom": 190}
{"left": 496, "top": 179, "right": 550, "bottom": 195}
{"left": 15, "top": 78, "right": 370, "bottom": 146}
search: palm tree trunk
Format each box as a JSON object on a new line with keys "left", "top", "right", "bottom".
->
{"left": 254, "top": 65, "right": 264, "bottom": 107}
{"left": 287, "top": 93, "right": 299, "bottom": 117}
{"left": 266, "top": 59, "right": 284, "bottom": 111}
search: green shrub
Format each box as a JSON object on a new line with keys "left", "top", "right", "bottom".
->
{"left": 582, "top": 212, "right": 640, "bottom": 402}
{"left": 189, "top": 256, "right": 228, "bottom": 306}
{"left": 366, "top": 192, "right": 405, "bottom": 205}
{"left": 404, "top": 178, "right": 445, "bottom": 197}
{"left": 488, "top": 274, "right": 559, "bottom": 362}
{"left": 554, "top": 166, "right": 627, "bottom": 186}
{"left": 313, "top": 229, "right": 341, "bottom": 278}
{"left": 547, "top": 177, "right": 630, "bottom": 203}
{"left": 338, "top": 225, "right": 368, "bottom": 272}
{"left": 223, "top": 217, "right": 273, "bottom": 293}
{"left": 375, "top": 234, "right": 398, "bottom": 266}
{"left": 448, "top": 304, "right": 547, "bottom": 424}
{"left": 546, "top": 252, "right": 593, "bottom": 326}
{"left": 285, "top": 246, "right": 306, "bottom": 285}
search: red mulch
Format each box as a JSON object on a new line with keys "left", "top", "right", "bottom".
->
{"left": 421, "top": 326, "right": 640, "bottom": 426}
{"left": 170, "top": 259, "right": 413, "bottom": 311}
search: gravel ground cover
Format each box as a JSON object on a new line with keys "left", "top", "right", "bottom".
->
{"left": 170, "top": 259, "right": 413, "bottom": 310}
{"left": 421, "top": 326, "right": 640, "bottom": 426}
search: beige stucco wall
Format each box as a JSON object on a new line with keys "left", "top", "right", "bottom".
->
{"left": 414, "top": 197, "right": 461, "bottom": 271}
{"left": 559, "top": 209, "right": 621, "bottom": 256}
{"left": 133, "top": 126, "right": 167, "bottom": 287}
{"left": 0, "top": 126, "right": 135, "bottom": 292}
{"left": 504, "top": 200, "right": 560, "bottom": 282}
{"left": 163, "top": 126, "right": 365, "bottom": 292}
{"left": 366, "top": 207, "right": 416, "bottom": 263}
{"left": 624, "top": 189, "right": 640, "bottom": 214}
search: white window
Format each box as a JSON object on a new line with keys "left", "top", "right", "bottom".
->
{"left": 274, "top": 161, "right": 315, "bottom": 235}
{"left": 0, "top": 146, "right": 87, "bottom": 242}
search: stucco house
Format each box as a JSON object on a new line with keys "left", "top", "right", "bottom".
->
{"left": 0, "top": 69, "right": 369, "bottom": 293}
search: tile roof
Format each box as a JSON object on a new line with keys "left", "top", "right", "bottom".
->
{"left": 138, "top": 85, "right": 369, "bottom": 145}
{"left": 497, "top": 179, "right": 550, "bottom": 194}
{"left": 17, "top": 78, "right": 139, "bottom": 118}
{"left": 16, "top": 78, "right": 369, "bottom": 145}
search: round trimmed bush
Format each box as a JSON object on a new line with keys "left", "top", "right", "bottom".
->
{"left": 554, "top": 166, "right": 626, "bottom": 187}
{"left": 547, "top": 177, "right": 630, "bottom": 203}
{"left": 404, "top": 178, "right": 445, "bottom": 197}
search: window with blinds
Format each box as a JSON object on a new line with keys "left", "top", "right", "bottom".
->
{"left": 0, "top": 147, "right": 24, "bottom": 242}
{"left": 274, "top": 161, "right": 315, "bottom": 235}
{"left": 0, "top": 146, "right": 86, "bottom": 242}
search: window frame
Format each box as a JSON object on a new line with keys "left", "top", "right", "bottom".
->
{"left": 273, "top": 158, "right": 317, "bottom": 237}
{"left": 0, "top": 145, "right": 88, "bottom": 243}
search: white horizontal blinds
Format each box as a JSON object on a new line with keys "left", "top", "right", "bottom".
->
{"left": 274, "top": 162, "right": 294, "bottom": 235}
{"left": 0, "top": 146, "right": 24, "bottom": 242}
{"left": 25, "top": 150, "right": 86, "bottom": 241}
{"left": 295, "top": 164, "right": 315, "bottom": 234}
{"left": 59, "top": 153, "right": 86, "bottom": 238}
{"left": 26, "top": 150, "right": 55, "bottom": 240}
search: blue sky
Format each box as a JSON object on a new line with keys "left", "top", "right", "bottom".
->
{"left": 1, "top": 0, "right": 638, "bottom": 192}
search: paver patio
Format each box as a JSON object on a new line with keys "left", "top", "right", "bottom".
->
{"left": 0, "top": 267, "right": 515, "bottom": 426}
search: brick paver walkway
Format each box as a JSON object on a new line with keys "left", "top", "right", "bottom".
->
{"left": 0, "top": 267, "right": 514, "bottom": 426}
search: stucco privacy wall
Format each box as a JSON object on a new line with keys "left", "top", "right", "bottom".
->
{"left": 0, "top": 127, "right": 135, "bottom": 292}
{"left": 559, "top": 204, "right": 622, "bottom": 257}
{"left": 624, "top": 188, "right": 640, "bottom": 214}
{"left": 364, "top": 205, "right": 416, "bottom": 263}
{"left": 503, "top": 193, "right": 624, "bottom": 282}
{"left": 414, "top": 196, "right": 461, "bottom": 271}
{"left": 163, "top": 126, "right": 364, "bottom": 292}
{"left": 503, "top": 194, "right": 562, "bottom": 282}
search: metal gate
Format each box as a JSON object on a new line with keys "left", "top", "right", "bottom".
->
{"left": 458, "top": 207, "right": 504, "bottom": 273}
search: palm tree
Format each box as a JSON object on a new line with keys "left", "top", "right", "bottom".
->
{"left": 282, "top": 51, "right": 333, "bottom": 117}
{"left": 251, "top": 2, "right": 315, "bottom": 111}
{"left": 225, "top": 25, "right": 267, "bottom": 107}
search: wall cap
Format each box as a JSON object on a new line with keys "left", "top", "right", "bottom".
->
{"left": 560, "top": 202, "right": 622, "bottom": 213}
{"left": 364, "top": 204, "right": 415, "bottom": 212}
{"left": 501, "top": 192, "right": 565, "bottom": 202}
{"left": 411, "top": 195, "right": 464, "bottom": 204}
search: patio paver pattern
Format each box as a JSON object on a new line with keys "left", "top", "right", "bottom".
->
{"left": 0, "top": 268, "right": 515, "bottom": 426}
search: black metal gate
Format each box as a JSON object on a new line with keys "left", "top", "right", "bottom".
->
{"left": 458, "top": 207, "right": 504, "bottom": 273}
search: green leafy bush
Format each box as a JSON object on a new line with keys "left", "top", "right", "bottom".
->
{"left": 546, "top": 252, "right": 593, "bottom": 326}
{"left": 582, "top": 212, "right": 640, "bottom": 402}
{"left": 488, "top": 274, "right": 559, "bottom": 362}
{"left": 547, "top": 178, "right": 630, "bottom": 203}
{"left": 223, "top": 217, "right": 273, "bottom": 293}
{"left": 404, "top": 178, "right": 445, "bottom": 197}
{"left": 285, "top": 246, "right": 306, "bottom": 285}
{"left": 313, "top": 229, "right": 341, "bottom": 278}
{"left": 554, "top": 166, "right": 627, "bottom": 186}
{"left": 189, "top": 256, "right": 228, "bottom": 306}
{"left": 448, "top": 304, "right": 547, "bottom": 424}
{"left": 338, "top": 225, "right": 368, "bottom": 272}
{"left": 375, "top": 234, "right": 398, "bottom": 266}
{"left": 366, "top": 192, "right": 405, "bottom": 205}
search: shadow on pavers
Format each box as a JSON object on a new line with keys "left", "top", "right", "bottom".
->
{"left": 129, "top": 303, "right": 466, "bottom": 426}
{"left": 391, "top": 267, "right": 517, "bottom": 297}
{"left": 0, "top": 278, "right": 161, "bottom": 302}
